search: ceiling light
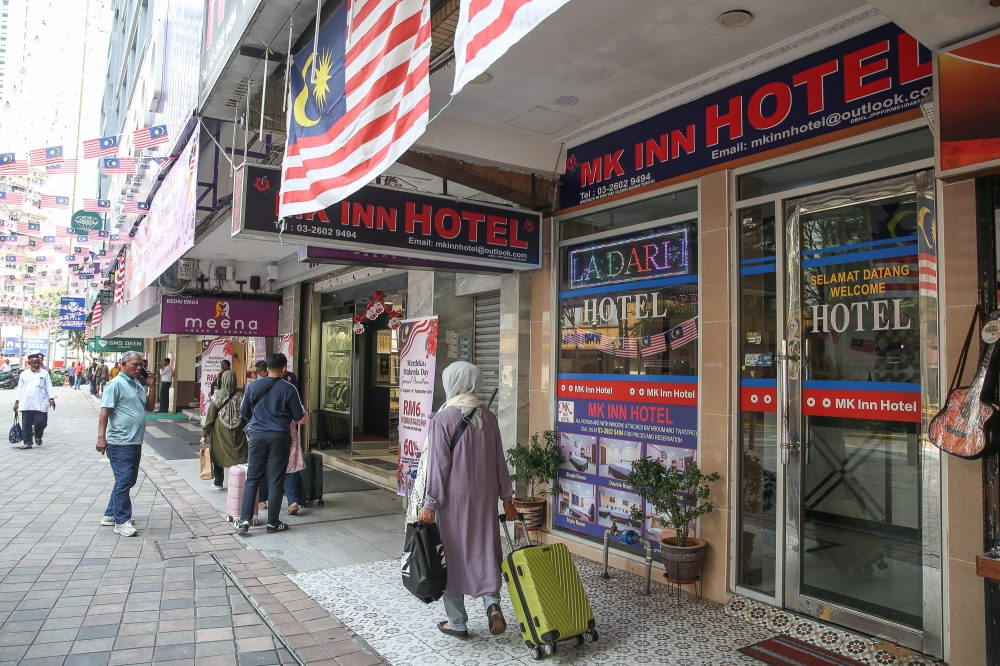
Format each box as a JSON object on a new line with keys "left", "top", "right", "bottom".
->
{"left": 555, "top": 96, "right": 579, "bottom": 106}
{"left": 471, "top": 72, "right": 492, "bottom": 84}
{"left": 717, "top": 10, "right": 752, "bottom": 28}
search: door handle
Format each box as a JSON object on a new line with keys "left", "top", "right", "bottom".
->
{"left": 777, "top": 339, "right": 800, "bottom": 465}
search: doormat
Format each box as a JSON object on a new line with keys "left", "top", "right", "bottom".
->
{"left": 145, "top": 413, "right": 188, "bottom": 420}
{"left": 352, "top": 458, "right": 398, "bottom": 470}
{"left": 323, "top": 468, "right": 381, "bottom": 493}
{"left": 740, "top": 635, "right": 864, "bottom": 666}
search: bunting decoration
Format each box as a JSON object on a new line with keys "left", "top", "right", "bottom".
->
{"left": 123, "top": 201, "right": 149, "bottom": 215}
{"left": 82, "top": 135, "right": 118, "bottom": 159}
{"left": 132, "top": 124, "right": 169, "bottom": 149}
{"left": 82, "top": 198, "right": 111, "bottom": 213}
{"left": 0, "top": 191, "right": 23, "bottom": 206}
{"left": 101, "top": 157, "right": 136, "bottom": 174}
{"left": 29, "top": 145, "right": 63, "bottom": 166}
{"left": 39, "top": 195, "right": 70, "bottom": 210}
{"left": 45, "top": 159, "right": 77, "bottom": 174}
{"left": 351, "top": 291, "right": 404, "bottom": 335}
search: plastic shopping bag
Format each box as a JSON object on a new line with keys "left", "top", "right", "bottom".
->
{"left": 401, "top": 521, "right": 447, "bottom": 603}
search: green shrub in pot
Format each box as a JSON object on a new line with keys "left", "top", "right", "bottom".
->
{"left": 505, "top": 429, "right": 563, "bottom": 529}
{"left": 626, "top": 457, "right": 720, "bottom": 547}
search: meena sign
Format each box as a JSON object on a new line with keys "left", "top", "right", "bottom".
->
{"left": 233, "top": 164, "right": 542, "bottom": 270}
{"left": 160, "top": 297, "right": 278, "bottom": 336}
{"left": 561, "top": 23, "right": 932, "bottom": 208}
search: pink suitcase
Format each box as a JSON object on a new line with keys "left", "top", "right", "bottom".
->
{"left": 227, "top": 464, "right": 259, "bottom": 525}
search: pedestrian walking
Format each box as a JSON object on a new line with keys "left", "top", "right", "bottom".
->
{"left": 200, "top": 368, "right": 248, "bottom": 489}
{"left": 96, "top": 352, "right": 147, "bottom": 537}
{"left": 88, "top": 360, "right": 99, "bottom": 395}
{"left": 98, "top": 361, "right": 109, "bottom": 395}
{"left": 158, "top": 357, "right": 173, "bottom": 412}
{"left": 74, "top": 361, "right": 83, "bottom": 389}
{"left": 1, "top": 358, "right": 10, "bottom": 373}
{"left": 12, "top": 353, "right": 56, "bottom": 450}
{"left": 235, "top": 353, "right": 304, "bottom": 534}
{"left": 418, "top": 361, "right": 517, "bottom": 640}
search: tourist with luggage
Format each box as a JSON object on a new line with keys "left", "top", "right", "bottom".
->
{"left": 417, "top": 361, "right": 517, "bottom": 639}
{"left": 200, "top": 368, "right": 247, "bottom": 489}
{"left": 235, "top": 353, "right": 304, "bottom": 534}
{"left": 95, "top": 352, "right": 146, "bottom": 537}
{"left": 12, "top": 353, "right": 55, "bottom": 450}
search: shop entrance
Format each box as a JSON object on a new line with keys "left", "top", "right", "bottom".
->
{"left": 735, "top": 129, "right": 942, "bottom": 656}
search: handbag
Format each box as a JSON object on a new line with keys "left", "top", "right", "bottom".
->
{"left": 400, "top": 521, "right": 448, "bottom": 603}
{"left": 8, "top": 414, "right": 21, "bottom": 444}
{"left": 199, "top": 443, "right": 213, "bottom": 480}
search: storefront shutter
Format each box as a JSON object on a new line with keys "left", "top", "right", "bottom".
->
{"left": 474, "top": 293, "right": 501, "bottom": 412}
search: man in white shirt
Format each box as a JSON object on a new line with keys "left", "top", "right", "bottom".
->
{"left": 1, "top": 359, "right": 10, "bottom": 373}
{"left": 13, "top": 353, "right": 55, "bottom": 449}
{"left": 158, "top": 357, "right": 174, "bottom": 413}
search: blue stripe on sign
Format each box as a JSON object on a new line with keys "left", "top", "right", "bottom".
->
{"left": 742, "top": 378, "right": 777, "bottom": 387}
{"left": 801, "top": 245, "right": 917, "bottom": 268}
{"left": 802, "top": 380, "right": 920, "bottom": 393}
{"left": 558, "top": 373, "right": 697, "bottom": 384}
{"left": 740, "top": 255, "right": 777, "bottom": 266}
{"left": 801, "top": 235, "right": 918, "bottom": 257}
{"left": 741, "top": 264, "right": 776, "bottom": 276}
{"left": 559, "top": 274, "right": 698, "bottom": 299}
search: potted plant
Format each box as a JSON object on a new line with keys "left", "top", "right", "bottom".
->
{"left": 506, "top": 429, "right": 563, "bottom": 530}
{"left": 627, "top": 457, "right": 720, "bottom": 582}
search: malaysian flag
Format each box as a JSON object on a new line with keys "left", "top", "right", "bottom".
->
{"left": 562, "top": 327, "right": 586, "bottom": 345}
{"left": 850, "top": 338, "right": 876, "bottom": 354}
{"left": 452, "top": 0, "right": 571, "bottom": 93}
{"left": 15, "top": 221, "right": 39, "bottom": 234}
{"left": 82, "top": 135, "right": 119, "bottom": 159}
{"left": 0, "top": 191, "right": 23, "bottom": 206}
{"left": 113, "top": 254, "right": 126, "bottom": 304}
{"left": 279, "top": 0, "right": 431, "bottom": 217}
{"left": 0, "top": 153, "right": 28, "bottom": 175}
{"left": 667, "top": 317, "right": 698, "bottom": 349}
{"left": 91, "top": 298, "right": 102, "bottom": 327}
{"left": 31, "top": 255, "right": 51, "bottom": 264}
{"left": 123, "top": 201, "right": 149, "bottom": 215}
{"left": 45, "top": 159, "right": 77, "bottom": 175}
{"left": 29, "top": 145, "right": 63, "bottom": 166}
{"left": 640, "top": 331, "right": 668, "bottom": 355}
{"left": 614, "top": 337, "right": 638, "bottom": 358}
{"left": 82, "top": 198, "right": 111, "bottom": 213}
{"left": 39, "top": 195, "right": 70, "bottom": 210}
{"left": 596, "top": 334, "right": 615, "bottom": 353}
{"left": 919, "top": 251, "right": 937, "bottom": 297}
{"left": 109, "top": 234, "right": 134, "bottom": 244}
{"left": 132, "top": 125, "right": 169, "bottom": 150}
{"left": 101, "top": 157, "right": 136, "bottom": 174}
{"left": 40, "top": 236, "right": 55, "bottom": 245}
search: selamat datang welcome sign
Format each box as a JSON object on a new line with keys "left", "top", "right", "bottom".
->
{"left": 232, "top": 164, "right": 542, "bottom": 271}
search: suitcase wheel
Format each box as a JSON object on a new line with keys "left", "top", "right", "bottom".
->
{"left": 317, "top": 499, "right": 325, "bottom": 506}
{"left": 544, "top": 642, "right": 555, "bottom": 656}
{"left": 583, "top": 629, "right": 598, "bottom": 643}
{"left": 572, "top": 636, "right": 584, "bottom": 647}
{"left": 529, "top": 646, "right": 543, "bottom": 661}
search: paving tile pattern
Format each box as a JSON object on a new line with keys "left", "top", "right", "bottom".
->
{"left": 0, "top": 387, "right": 384, "bottom": 666}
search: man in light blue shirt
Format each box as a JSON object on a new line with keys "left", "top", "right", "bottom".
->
{"left": 96, "top": 352, "right": 146, "bottom": 537}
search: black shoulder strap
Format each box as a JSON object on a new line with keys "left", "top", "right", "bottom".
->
{"left": 218, "top": 390, "right": 239, "bottom": 411}
{"left": 448, "top": 408, "right": 480, "bottom": 452}
{"left": 250, "top": 378, "right": 279, "bottom": 415}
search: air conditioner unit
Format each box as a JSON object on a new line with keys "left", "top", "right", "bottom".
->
{"left": 177, "top": 258, "right": 197, "bottom": 281}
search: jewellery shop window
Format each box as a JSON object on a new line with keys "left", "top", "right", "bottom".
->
{"left": 321, "top": 319, "right": 353, "bottom": 414}
{"left": 554, "top": 215, "right": 699, "bottom": 551}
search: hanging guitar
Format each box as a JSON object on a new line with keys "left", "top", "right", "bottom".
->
{"left": 929, "top": 306, "right": 1000, "bottom": 459}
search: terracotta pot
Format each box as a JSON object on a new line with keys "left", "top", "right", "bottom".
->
{"left": 511, "top": 498, "right": 547, "bottom": 530}
{"left": 659, "top": 536, "right": 706, "bottom": 582}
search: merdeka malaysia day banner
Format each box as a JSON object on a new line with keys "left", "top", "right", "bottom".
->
{"left": 396, "top": 317, "right": 439, "bottom": 496}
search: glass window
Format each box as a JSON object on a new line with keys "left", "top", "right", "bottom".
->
{"left": 738, "top": 129, "right": 933, "bottom": 200}
{"left": 560, "top": 187, "right": 698, "bottom": 241}
{"left": 321, "top": 319, "right": 352, "bottom": 414}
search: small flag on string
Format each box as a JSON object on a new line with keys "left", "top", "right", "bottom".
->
{"left": 0, "top": 191, "right": 24, "bottom": 206}
{"left": 123, "top": 201, "right": 149, "bottom": 215}
{"left": 15, "top": 221, "right": 39, "bottom": 234}
{"left": 39, "top": 195, "right": 70, "bottom": 210}
{"left": 0, "top": 154, "right": 28, "bottom": 175}
{"left": 29, "top": 145, "right": 63, "bottom": 166}
{"left": 110, "top": 234, "right": 133, "bottom": 244}
{"left": 82, "top": 135, "right": 118, "bottom": 159}
{"left": 132, "top": 125, "right": 169, "bottom": 149}
{"left": 639, "top": 331, "right": 668, "bottom": 355}
{"left": 45, "top": 159, "right": 78, "bottom": 174}
{"left": 31, "top": 255, "right": 51, "bottom": 264}
{"left": 667, "top": 317, "right": 698, "bottom": 349}
{"left": 82, "top": 198, "right": 111, "bottom": 213}
{"left": 101, "top": 157, "right": 136, "bottom": 174}
{"left": 41, "top": 236, "right": 55, "bottom": 245}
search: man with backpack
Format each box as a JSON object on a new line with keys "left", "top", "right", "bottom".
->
{"left": 235, "top": 353, "right": 304, "bottom": 535}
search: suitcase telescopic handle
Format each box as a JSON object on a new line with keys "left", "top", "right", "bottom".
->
{"left": 499, "top": 512, "right": 532, "bottom": 547}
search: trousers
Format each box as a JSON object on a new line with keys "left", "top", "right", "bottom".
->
{"left": 20, "top": 410, "right": 48, "bottom": 446}
{"left": 259, "top": 470, "right": 305, "bottom": 506}
{"left": 104, "top": 444, "right": 142, "bottom": 524}
{"left": 158, "top": 382, "right": 170, "bottom": 412}
{"left": 241, "top": 432, "right": 291, "bottom": 527}
{"left": 442, "top": 593, "right": 502, "bottom": 632}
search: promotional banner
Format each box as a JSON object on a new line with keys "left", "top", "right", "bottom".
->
{"left": 87, "top": 337, "right": 144, "bottom": 353}
{"left": 60, "top": 297, "right": 86, "bottom": 330}
{"left": 938, "top": 31, "right": 1000, "bottom": 176}
{"left": 160, "top": 296, "right": 279, "bottom": 336}
{"left": 234, "top": 164, "right": 542, "bottom": 271}
{"left": 246, "top": 336, "right": 266, "bottom": 380}
{"left": 4, "top": 337, "right": 48, "bottom": 355}
{"left": 396, "top": 316, "right": 439, "bottom": 496}
{"left": 200, "top": 338, "right": 232, "bottom": 417}
{"left": 554, "top": 374, "right": 699, "bottom": 548}
{"left": 561, "top": 23, "right": 932, "bottom": 208}
{"left": 278, "top": 333, "right": 294, "bottom": 369}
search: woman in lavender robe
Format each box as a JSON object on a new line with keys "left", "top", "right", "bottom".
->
{"left": 418, "top": 362, "right": 517, "bottom": 640}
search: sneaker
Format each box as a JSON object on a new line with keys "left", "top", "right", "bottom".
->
{"left": 100, "top": 515, "right": 115, "bottom": 526}
{"left": 236, "top": 520, "right": 250, "bottom": 534}
{"left": 266, "top": 522, "right": 289, "bottom": 533}
{"left": 114, "top": 523, "right": 138, "bottom": 537}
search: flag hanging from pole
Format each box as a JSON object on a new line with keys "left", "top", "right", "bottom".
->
{"left": 278, "top": 0, "right": 432, "bottom": 218}
{"left": 451, "top": 0, "right": 572, "bottom": 94}
{"left": 91, "top": 298, "right": 102, "bottom": 327}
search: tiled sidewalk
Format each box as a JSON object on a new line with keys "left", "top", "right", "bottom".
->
{"left": 0, "top": 386, "right": 383, "bottom": 666}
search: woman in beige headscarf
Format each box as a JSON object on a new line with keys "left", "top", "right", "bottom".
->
{"left": 200, "top": 369, "right": 248, "bottom": 488}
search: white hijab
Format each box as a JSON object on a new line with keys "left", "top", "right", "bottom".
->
{"left": 441, "top": 361, "right": 483, "bottom": 429}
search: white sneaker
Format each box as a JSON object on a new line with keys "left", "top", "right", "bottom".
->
{"left": 114, "top": 523, "right": 138, "bottom": 537}
{"left": 100, "top": 515, "right": 115, "bottom": 526}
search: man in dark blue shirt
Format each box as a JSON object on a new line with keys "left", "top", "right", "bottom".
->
{"left": 236, "top": 352, "right": 304, "bottom": 534}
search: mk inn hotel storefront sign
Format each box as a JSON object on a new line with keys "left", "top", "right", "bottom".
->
{"left": 232, "top": 164, "right": 542, "bottom": 271}
{"left": 561, "top": 22, "right": 932, "bottom": 208}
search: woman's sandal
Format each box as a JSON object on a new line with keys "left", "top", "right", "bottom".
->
{"left": 437, "top": 620, "right": 468, "bottom": 640}
{"left": 287, "top": 503, "right": 299, "bottom": 515}
{"left": 486, "top": 603, "right": 507, "bottom": 635}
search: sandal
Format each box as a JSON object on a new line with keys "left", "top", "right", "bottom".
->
{"left": 487, "top": 603, "right": 506, "bottom": 635}
{"left": 287, "top": 503, "right": 299, "bottom": 515}
{"left": 259, "top": 501, "right": 267, "bottom": 510}
{"left": 13, "top": 444, "right": 32, "bottom": 449}
{"left": 437, "top": 620, "right": 468, "bottom": 640}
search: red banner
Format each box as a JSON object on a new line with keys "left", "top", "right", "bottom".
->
{"left": 556, "top": 377, "right": 697, "bottom": 406}
{"left": 802, "top": 388, "right": 920, "bottom": 422}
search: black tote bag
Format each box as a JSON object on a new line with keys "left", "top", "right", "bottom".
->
{"left": 400, "top": 521, "right": 448, "bottom": 603}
